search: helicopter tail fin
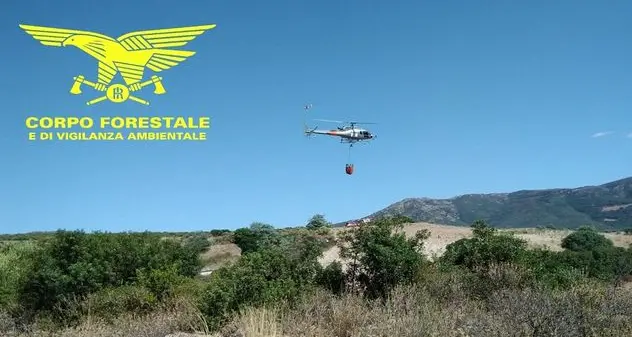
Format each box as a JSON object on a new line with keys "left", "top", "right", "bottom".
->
{"left": 304, "top": 124, "right": 317, "bottom": 137}
{"left": 303, "top": 103, "right": 316, "bottom": 137}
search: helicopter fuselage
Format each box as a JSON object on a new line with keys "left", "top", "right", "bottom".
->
{"left": 306, "top": 127, "right": 374, "bottom": 141}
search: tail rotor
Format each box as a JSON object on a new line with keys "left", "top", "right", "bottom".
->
{"left": 303, "top": 103, "right": 317, "bottom": 137}
{"left": 304, "top": 124, "right": 317, "bottom": 137}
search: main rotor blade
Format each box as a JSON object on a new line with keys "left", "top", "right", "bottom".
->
{"left": 349, "top": 121, "right": 377, "bottom": 125}
{"left": 313, "top": 119, "right": 377, "bottom": 125}
{"left": 313, "top": 119, "right": 344, "bottom": 123}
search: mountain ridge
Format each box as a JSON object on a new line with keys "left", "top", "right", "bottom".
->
{"left": 346, "top": 177, "right": 632, "bottom": 229}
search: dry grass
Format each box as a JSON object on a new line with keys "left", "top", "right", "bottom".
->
{"left": 7, "top": 281, "right": 632, "bottom": 337}
{"left": 322, "top": 223, "right": 632, "bottom": 266}
{"left": 1, "top": 298, "right": 211, "bottom": 337}
{"left": 201, "top": 223, "right": 632, "bottom": 270}
{"left": 219, "top": 280, "right": 632, "bottom": 337}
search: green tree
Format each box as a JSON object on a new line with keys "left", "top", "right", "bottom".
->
{"left": 232, "top": 222, "right": 280, "bottom": 254}
{"left": 338, "top": 215, "right": 428, "bottom": 300}
{"left": 306, "top": 214, "right": 331, "bottom": 230}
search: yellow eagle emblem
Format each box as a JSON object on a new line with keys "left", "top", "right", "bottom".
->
{"left": 19, "top": 24, "right": 217, "bottom": 105}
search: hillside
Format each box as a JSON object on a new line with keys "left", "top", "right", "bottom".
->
{"left": 319, "top": 222, "right": 632, "bottom": 268}
{"left": 360, "top": 177, "right": 632, "bottom": 229}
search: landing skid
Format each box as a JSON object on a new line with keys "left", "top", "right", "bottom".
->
{"left": 341, "top": 139, "right": 356, "bottom": 147}
{"left": 340, "top": 139, "right": 369, "bottom": 147}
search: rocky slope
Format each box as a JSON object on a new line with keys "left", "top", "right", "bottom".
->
{"left": 360, "top": 177, "right": 632, "bottom": 229}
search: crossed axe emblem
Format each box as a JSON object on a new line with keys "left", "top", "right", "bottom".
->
{"left": 69, "top": 75, "right": 166, "bottom": 106}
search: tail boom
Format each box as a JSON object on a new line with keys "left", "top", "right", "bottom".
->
{"left": 304, "top": 125, "right": 318, "bottom": 136}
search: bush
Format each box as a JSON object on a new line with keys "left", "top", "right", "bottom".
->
{"left": 316, "top": 261, "right": 345, "bottom": 295}
{"left": 561, "top": 226, "right": 614, "bottom": 252}
{"left": 16, "top": 230, "right": 201, "bottom": 324}
{"left": 315, "top": 226, "right": 332, "bottom": 236}
{"left": 232, "top": 223, "right": 280, "bottom": 254}
{"left": 136, "top": 264, "right": 188, "bottom": 302}
{"left": 81, "top": 285, "right": 157, "bottom": 322}
{"left": 338, "top": 215, "right": 428, "bottom": 300}
{"left": 441, "top": 220, "right": 529, "bottom": 272}
{"left": 200, "top": 240, "right": 323, "bottom": 330}
{"left": 0, "top": 242, "right": 39, "bottom": 314}
{"left": 183, "top": 235, "right": 211, "bottom": 253}
{"left": 522, "top": 249, "right": 585, "bottom": 289}
{"left": 437, "top": 221, "right": 538, "bottom": 299}
{"left": 558, "top": 247, "right": 632, "bottom": 281}
{"left": 210, "top": 229, "right": 231, "bottom": 236}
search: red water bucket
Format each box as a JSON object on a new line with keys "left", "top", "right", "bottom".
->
{"left": 345, "top": 164, "right": 354, "bottom": 175}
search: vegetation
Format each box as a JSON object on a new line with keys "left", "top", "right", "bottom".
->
{"left": 305, "top": 214, "right": 332, "bottom": 231}
{"left": 2, "top": 215, "right": 632, "bottom": 336}
{"left": 370, "top": 176, "right": 632, "bottom": 229}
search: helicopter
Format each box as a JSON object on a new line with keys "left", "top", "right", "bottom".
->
{"left": 302, "top": 104, "right": 376, "bottom": 175}
{"left": 304, "top": 120, "right": 376, "bottom": 145}
{"left": 303, "top": 105, "right": 377, "bottom": 146}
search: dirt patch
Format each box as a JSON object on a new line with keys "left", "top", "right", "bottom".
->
{"left": 400, "top": 223, "right": 472, "bottom": 258}
{"left": 199, "top": 243, "right": 241, "bottom": 273}
{"left": 318, "top": 245, "right": 341, "bottom": 268}
{"left": 605, "top": 232, "right": 632, "bottom": 248}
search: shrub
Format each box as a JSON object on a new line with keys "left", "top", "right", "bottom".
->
{"left": 0, "top": 241, "right": 39, "bottom": 314}
{"left": 315, "top": 226, "right": 332, "bottom": 236}
{"left": 437, "top": 221, "right": 537, "bottom": 299}
{"left": 441, "top": 220, "right": 529, "bottom": 272}
{"left": 561, "top": 226, "right": 613, "bottom": 252}
{"left": 200, "top": 241, "right": 322, "bottom": 330}
{"left": 17, "top": 230, "right": 201, "bottom": 324}
{"left": 232, "top": 223, "right": 280, "bottom": 254}
{"left": 522, "top": 249, "right": 585, "bottom": 289}
{"left": 183, "top": 235, "right": 211, "bottom": 253}
{"left": 210, "top": 229, "right": 231, "bottom": 236}
{"left": 81, "top": 285, "right": 157, "bottom": 322}
{"left": 136, "top": 264, "right": 187, "bottom": 302}
{"left": 316, "top": 261, "right": 345, "bottom": 295}
{"left": 338, "top": 215, "right": 428, "bottom": 299}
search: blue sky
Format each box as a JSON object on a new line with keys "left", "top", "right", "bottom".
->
{"left": 1, "top": 0, "right": 631, "bottom": 234}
